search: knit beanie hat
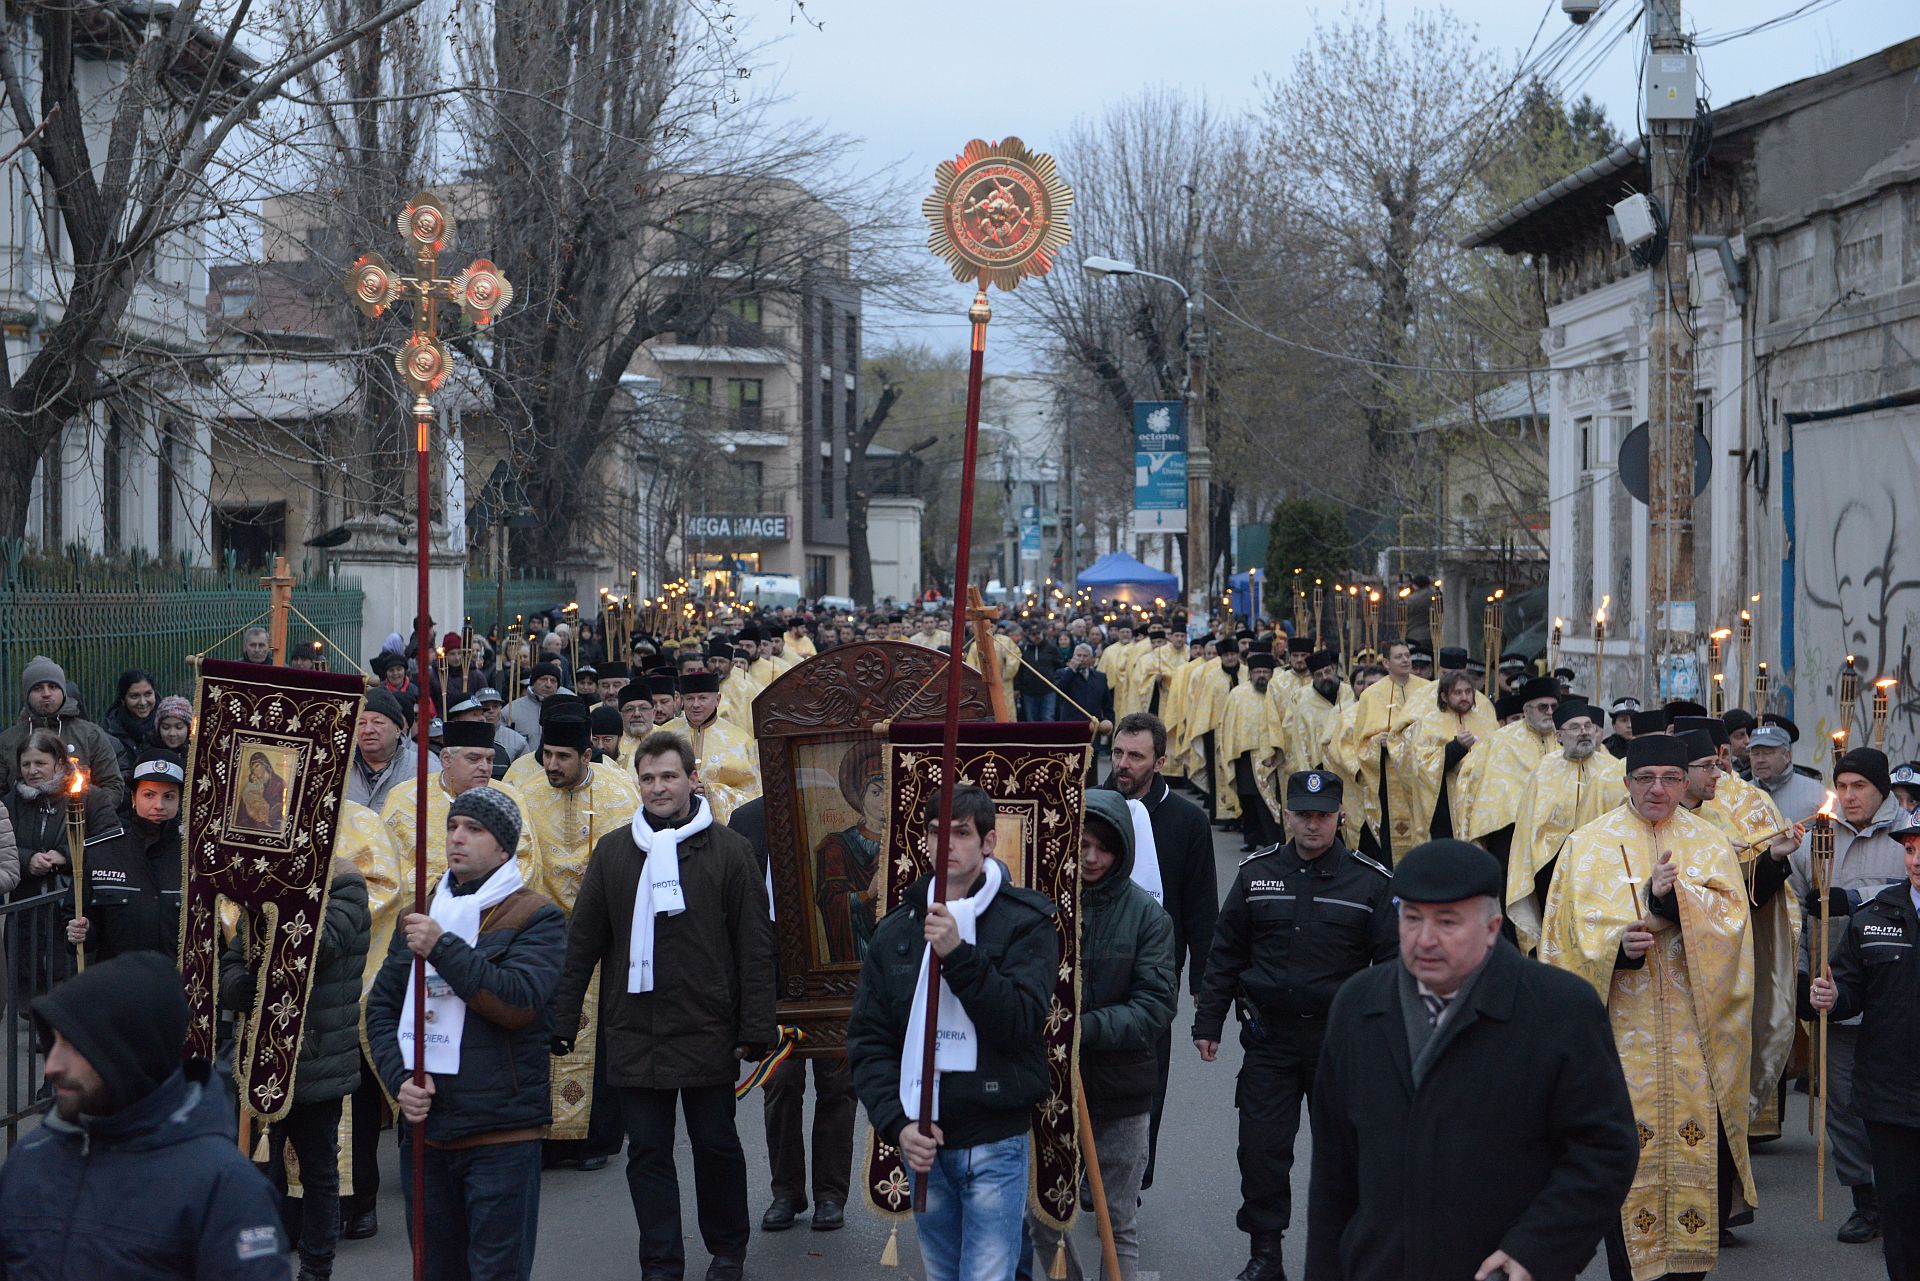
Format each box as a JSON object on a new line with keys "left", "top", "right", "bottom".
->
{"left": 33, "top": 952, "right": 189, "bottom": 1113}
{"left": 448, "top": 785, "right": 522, "bottom": 855}
{"left": 363, "top": 688, "right": 407, "bottom": 730}
{"left": 156, "top": 695, "right": 192, "bottom": 724}
{"left": 21, "top": 655, "right": 65, "bottom": 702}
{"left": 1835, "top": 747, "right": 1892, "bottom": 798}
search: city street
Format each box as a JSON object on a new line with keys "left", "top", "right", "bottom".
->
{"left": 351, "top": 812, "right": 1886, "bottom": 1281}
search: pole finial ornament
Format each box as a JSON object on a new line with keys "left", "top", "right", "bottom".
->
{"left": 923, "top": 137, "right": 1074, "bottom": 290}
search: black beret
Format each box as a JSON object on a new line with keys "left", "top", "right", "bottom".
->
{"left": 1494, "top": 693, "right": 1524, "bottom": 719}
{"left": 1662, "top": 700, "right": 1708, "bottom": 721}
{"left": 441, "top": 720, "right": 495, "bottom": 750}
{"left": 1515, "top": 676, "right": 1561, "bottom": 705}
{"left": 680, "top": 672, "right": 721, "bottom": 694}
{"left": 1626, "top": 735, "right": 1691, "bottom": 772}
{"left": 542, "top": 711, "right": 592, "bottom": 751}
{"left": 619, "top": 682, "right": 652, "bottom": 708}
{"left": 590, "top": 705, "right": 623, "bottom": 736}
{"left": 1247, "top": 653, "right": 1278, "bottom": 671}
{"left": 1285, "top": 770, "right": 1342, "bottom": 813}
{"left": 646, "top": 675, "right": 679, "bottom": 697}
{"left": 596, "top": 661, "right": 629, "bottom": 679}
{"left": 1552, "top": 700, "right": 1598, "bottom": 728}
{"left": 1394, "top": 840, "right": 1503, "bottom": 903}
{"left": 1675, "top": 728, "right": 1719, "bottom": 762}
{"left": 1721, "top": 708, "right": 1757, "bottom": 734}
{"left": 537, "top": 694, "right": 586, "bottom": 724}
{"left": 1630, "top": 710, "right": 1669, "bottom": 736}
{"left": 1286, "top": 635, "right": 1313, "bottom": 655}
{"left": 1307, "top": 648, "right": 1339, "bottom": 673}
{"left": 1673, "top": 715, "right": 1729, "bottom": 747}
{"left": 1437, "top": 647, "right": 1469, "bottom": 668}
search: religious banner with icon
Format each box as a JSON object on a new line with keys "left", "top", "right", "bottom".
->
{"left": 861, "top": 720, "right": 1092, "bottom": 1233}
{"left": 178, "top": 658, "right": 367, "bottom": 1121}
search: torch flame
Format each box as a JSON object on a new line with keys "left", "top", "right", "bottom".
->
{"left": 1877, "top": 678, "right": 1899, "bottom": 691}
{"left": 1554, "top": 616, "right": 1564, "bottom": 629}
{"left": 1710, "top": 628, "right": 1732, "bottom": 640}
{"left": 66, "top": 769, "right": 85, "bottom": 797}
{"left": 1833, "top": 729, "right": 1849, "bottom": 750}
{"left": 1740, "top": 609, "right": 1751, "bottom": 623}
{"left": 1817, "top": 790, "right": 1838, "bottom": 820}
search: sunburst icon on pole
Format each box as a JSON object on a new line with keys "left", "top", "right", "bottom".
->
{"left": 922, "top": 137, "right": 1074, "bottom": 290}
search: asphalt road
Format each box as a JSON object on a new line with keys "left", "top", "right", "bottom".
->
{"left": 349, "top": 811, "right": 1888, "bottom": 1281}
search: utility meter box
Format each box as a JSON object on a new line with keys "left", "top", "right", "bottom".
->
{"left": 1646, "top": 54, "right": 1698, "bottom": 122}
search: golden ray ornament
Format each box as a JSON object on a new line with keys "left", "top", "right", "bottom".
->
{"left": 922, "top": 136, "right": 1074, "bottom": 290}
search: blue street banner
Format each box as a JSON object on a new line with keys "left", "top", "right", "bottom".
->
{"left": 1133, "top": 400, "right": 1187, "bottom": 534}
{"left": 1019, "top": 504, "right": 1043, "bottom": 558}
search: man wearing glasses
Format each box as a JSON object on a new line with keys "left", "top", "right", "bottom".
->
{"left": 1541, "top": 733, "right": 1754, "bottom": 1281}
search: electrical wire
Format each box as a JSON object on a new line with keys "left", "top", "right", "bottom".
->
{"left": 1694, "top": 0, "right": 1844, "bottom": 46}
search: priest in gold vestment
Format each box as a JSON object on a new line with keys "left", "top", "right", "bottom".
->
{"left": 1219, "top": 652, "right": 1284, "bottom": 847}
{"left": 1325, "top": 640, "right": 1430, "bottom": 862}
{"left": 1183, "top": 639, "right": 1244, "bottom": 821}
{"left": 1541, "top": 734, "right": 1756, "bottom": 1281}
{"left": 1403, "top": 670, "right": 1499, "bottom": 844}
{"left": 1454, "top": 675, "right": 1561, "bottom": 871}
{"left": 382, "top": 720, "right": 541, "bottom": 886}
{"left": 1278, "top": 648, "right": 1350, "bottom": 777}
{"left": 517, "top": 708, "right": 642, "bottom": 1157}
{"left": 671, "top": 671, "right": 760, "bottom": 824}
{"left": 1504, "top": 701, "right": 1625, "bottom": 952}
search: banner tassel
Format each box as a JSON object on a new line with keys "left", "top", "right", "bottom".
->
{"left": 1049, "top": 1239, "right": 1069, "bottom": 1279}
{"left": 879, "top": 1224, "right": 899, "bottom": 1268}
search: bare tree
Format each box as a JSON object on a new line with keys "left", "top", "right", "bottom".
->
{"left": 0, "top": 0, "right": 430, "bottom": 540}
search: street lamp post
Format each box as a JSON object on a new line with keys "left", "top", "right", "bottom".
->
{"left": 1083, "top": 253, "right": 1211, "bottom": 630}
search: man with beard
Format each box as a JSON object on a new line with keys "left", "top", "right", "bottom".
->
{"left": 1406, "top": 671, "right": 1497, "bottom": 842}
{"left": 1185, "top": 639, "right": 1244, "bottom": 825}
{"left": 1453, "top": 676, "right": 1560, "bottom": 887}
{"left": 1505, "top": 702, "right": 1625, "bottom": 953}
{"left": 0, "top": 953, "right": 288, "bottom": 1275}
{"left": 1280, "top": 649, "right": 1350, "bottom": 782}
{"left": 1542, "top": 735, "right": 1757, "bottom": 1280}
{"left": 1098, "top": 712, "right": 1216, "bottom": 1192}
{"left": 1222, "top": 652, "right": 1285, "bottom": 850}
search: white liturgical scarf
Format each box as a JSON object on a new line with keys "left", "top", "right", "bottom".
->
{"left": 627, "top": 797, "right": 714, "bottom": 993}
{"left": 398, "top": 860, "right": 525, "bottom": 1073}
{"left": 900, "top": 858, "right": 1004, "bottom": 1122}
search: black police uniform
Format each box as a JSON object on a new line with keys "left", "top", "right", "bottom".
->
{"left": 1192, "top": 770, "right": 1397, "bottom": 1277}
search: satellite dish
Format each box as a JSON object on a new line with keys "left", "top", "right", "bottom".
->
{"left": 1617, "top": 421, "right": 1711, "bottom": 504}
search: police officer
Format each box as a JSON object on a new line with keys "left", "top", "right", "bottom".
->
{"left": 1811, "top": 806, "right": 1920, "bottom": 1281}
{"left": 1193, "top": 769, "right": 1397, "bottom": 1281}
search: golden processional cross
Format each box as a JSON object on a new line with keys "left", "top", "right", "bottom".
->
{"left": 341, "top": 192, "right": 511, "bottom": 1281}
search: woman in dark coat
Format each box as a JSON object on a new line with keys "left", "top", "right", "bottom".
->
{"left": 7, "top": 729, "right": 120, "bottom": 1003}
{"left": 101, "top": 669, "right": 159, "bottom": 775}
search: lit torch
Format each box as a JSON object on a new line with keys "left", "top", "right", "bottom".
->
{"left": 1710, "top": 672, "right": 1726, "bottom": 717}
{"left": 1755, "top": 662, "right": 1770, "bottom": 715}
{"left": 65, "top": 762, "right": 87, "bottom": 973}
{"left": 1875, "top": 678, "right": 1898, "bottom": 752}
{"left": 1812, "top": 787, "right": 1839, "bottom": 1221}
{"left": 1593, "top": 597, "right": 1610, "bottom": 707}
{"left": 1549, "top": 616, "right": 1564, "bottom": 680}
{"left": 1840, "top": 655, "right": 1860, "bottom": 739}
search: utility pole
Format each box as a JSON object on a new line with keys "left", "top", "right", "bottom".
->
{"left": 1185, "top": 188, "right": 1212, "bottom": 632}
{"left": 1645, "top": 0, "right": 1698, "bottom": 695}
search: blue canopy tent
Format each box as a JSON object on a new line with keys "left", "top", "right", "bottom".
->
{"left": 1074, "top": 551, "right": 1178, "bottom": 605}
{"left": 1227, "top": 570, "right": 1268, "bottom": 628}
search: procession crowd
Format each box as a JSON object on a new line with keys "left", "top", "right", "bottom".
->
{"left": 0, "top": 595, "right": 1912, "bottom": 1281}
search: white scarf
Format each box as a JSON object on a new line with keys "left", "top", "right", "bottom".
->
{"left": 1126, "top": 797, "right": 1165, "bottom": 907}
{"left": 899, "top": 858, "right": 1004, "bottom": 1122}
{"left": 627, "top": 796, "right": 714, "bottom": 993}
{"left": 398, "top": 859, "right": 525, "bottom": 1073}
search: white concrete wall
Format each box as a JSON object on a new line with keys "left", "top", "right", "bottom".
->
{"left": 867, "top": 496, "right": 923, "bottom": 607}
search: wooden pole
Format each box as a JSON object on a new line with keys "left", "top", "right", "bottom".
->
{"left": 409, "top": 393, "right": 432, "bottom": 1280}
{"left": 1812, "top": 811, "right": 1834, "bottom": 1221}
{"left": 913, "top": 284, "right": 992, "bottom": 1215}
{"left": 260, "top": 555, "right": 296, "bottom": 665}
{"left": 1074, "top": 1071, "right": 1123, "bottom": 1281}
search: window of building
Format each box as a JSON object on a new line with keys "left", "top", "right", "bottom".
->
{"left": 819, "top": 301, "right": 834, "bottom": 369}
{"left": 846, "top": 386, "right": 859, "bottom": 434}
{"left": 677, "top": 211, "right": 713, "bottom": 248}
{"left": 103, "top": 412, "right": 126, "bottom": 553}
{"left": 214, "top": 505, "right": 286, "bottom": 569}
{"left": 220, "top": 291, "right": 254, "bottom": 317}
{"left": 680, "top": 377, "right": 713, "bottom": 407}
{"left": 728, "top": 459, "right": 764, "bottom": 511}
{"left": 819, "top": 440, "right": 834, "bottom": 518}
{"left": 807, "top": 554, "right": 833, "bottom": 600}
{"left": 723, "top": 297, "right": 763, "bottom": 344}
{"left": 844, "top": 314, "right": 858, "bottom": 366}
{"left": 727, "top": 378, "right": 762, "bottom": 429}
{"left": 1577, "top": 415, "right": 1595, "bottom": 470}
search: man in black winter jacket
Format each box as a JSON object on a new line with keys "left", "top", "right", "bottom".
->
{"left": 0, "top": 952, "right": 290, "bottom": 1279}
{"left": 366, "top": 786, "right": 566, "bottom": 1281}
{"left": 221, "top": 854, "right": 371, "bottom": 1281}
{"left": 1024, "top": 787, "right": 1174, "bottom": 1280}
{"left": 847, "top": 785, "right": 1059, "bottom": 1281}
{"left": 1099, "top": 711, "right": 1217, "bottom": 1188}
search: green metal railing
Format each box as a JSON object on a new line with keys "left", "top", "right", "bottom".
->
{"left": 0, "top": 543, "right": 364, "bottom": 710}
{"left": 463, "top": 572, "right": 570, "bottom": 639}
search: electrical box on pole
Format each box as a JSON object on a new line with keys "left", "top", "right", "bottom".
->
{"left": 1645, "top": 54, "right": 1699, "bottom": 121}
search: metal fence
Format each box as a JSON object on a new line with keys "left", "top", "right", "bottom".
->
{"left": 2, "top": 890, "right": 63, "bottom": 1149}
{"left": 0, "top": 545, "right": 364, "bottom": 712}
{"left": 463, "top": 572, "right": 571, "bottom": 638}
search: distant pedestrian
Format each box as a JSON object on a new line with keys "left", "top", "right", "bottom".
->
{"left": 1307, "top": 840, "right": 1638, "bottom": 1281}
{"left": 0, "top": 952, "right": 289, "bottom": 1279}
{"left": 0, "top": 656, "right": 126, "bottom": 804}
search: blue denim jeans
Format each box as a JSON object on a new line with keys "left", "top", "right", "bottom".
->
{"left": 1019, "top": 692, "right": 1057, "bottom": 723}
{"left": 912, "top": 1133, "right": 1030, "bottom": 1281}
{"left": 399, "top": 1130, "right": 543, "bottom": 1281}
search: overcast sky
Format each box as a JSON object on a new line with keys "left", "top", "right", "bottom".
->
{"left": 746, "top": 0, "right": 1914, "bottom": 361}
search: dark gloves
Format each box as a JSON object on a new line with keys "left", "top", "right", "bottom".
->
{"left": 549, "top": 1036, "right": 575, "bottom": 1058}
{"left": 1796, "top": 971, "right": 1816, "bottom": 1023}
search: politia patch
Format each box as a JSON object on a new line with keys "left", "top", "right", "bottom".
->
{"left": 1306, "top": 773, "right": 1324, "bottom": 793}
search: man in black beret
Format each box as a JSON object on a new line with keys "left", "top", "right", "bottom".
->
{"left": 1194, "top": 770, "right": 1395, "bottom": 1280}
{"left": 1309, "top": 838, "right": 1637, "bottom": 1281}
{"left": 1721, "top": 708, "right": 1758, "bottom": 778}
{"left": 1541, "top": 731, "right": 1761, "bottom": 1278}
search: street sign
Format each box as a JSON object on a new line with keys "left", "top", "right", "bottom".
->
{"left": 686, "top": 513, "right": 790, "bottom": 542}
{"left": 1132, "top": 400, "right": 1187, "bottom": 534}
{"left": 1019, "top": 504, "right": 1042, "bottom": 559}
